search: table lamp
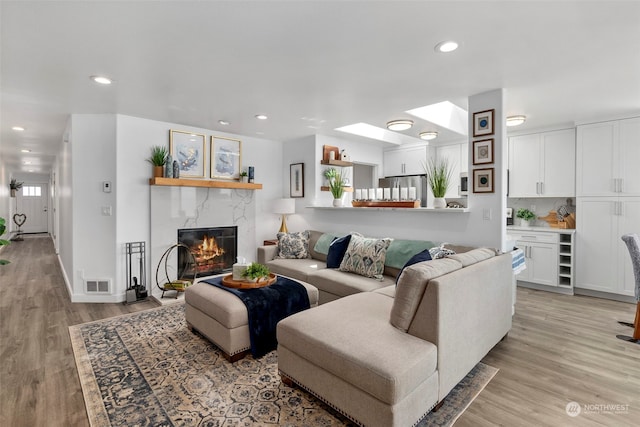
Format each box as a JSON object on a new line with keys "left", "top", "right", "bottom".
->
{"left": 273, "top": 198, "right": 295, "bottom": 234}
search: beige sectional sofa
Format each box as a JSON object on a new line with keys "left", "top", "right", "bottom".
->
{"left": 261, "top": 230, "right": 513, "bottom": 427}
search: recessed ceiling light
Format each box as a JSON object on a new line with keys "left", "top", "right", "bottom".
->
{"left": 435, "top": 40, "right": 458, "bottom": 53}
{"left": 386, "top": 120, "right": 414, "bottom": 131}
{"left": 28, "top": 170, "right": 34, "bottom": 173}
{"left": 21, "top": 149, "right": 31, "bottom": 153}
{"left": 419, "top": 131, "right": 438, "bottom": 141}
{"left": 24, "top": 161, "right": 32, "bottom": 165}
{"left": 90, "top": 75, "right": 113, "bottom": 85}
{"left": 255, "top": 114, "right": 268, "bottom": 120}
{"left": 506, "top": 115, "right": 527, "bottom": 127}
{"left": 12, "top": 126, "right": 25, "bottom": 131}
{"left": 218, "top": 120, "right": 230, "bottom": 125}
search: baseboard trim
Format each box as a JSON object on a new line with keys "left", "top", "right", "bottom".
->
{"left": 57, "top": 254, "right": 74, "bottom": 300}
{"left": 574, "top": 288, "right": 636, "bottom": 304}
{"left": 517, "top": 281, "right": 574, "bottom": 295}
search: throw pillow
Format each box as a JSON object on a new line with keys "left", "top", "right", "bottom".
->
{"left": 277, "top": 230, "right": 311, "bottom": 259}
{"left": 396, "top": 248, "right": 432, "bottom": 283}
{"left": 429, "top": 244, "right": 456, "bottom": 260}
{"left": 326, "top": 234, "right": 352, "bottom": 268}
{"left": 339, "top": 234, "right": 393, "bottom": 278}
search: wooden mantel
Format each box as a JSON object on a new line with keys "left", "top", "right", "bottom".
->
{"left": 149, "top": 177, "right": 262, "bottom": 190}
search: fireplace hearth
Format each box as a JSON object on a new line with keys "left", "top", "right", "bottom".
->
{"left": 178, "top": 226, "right": 237, "bottom": 277}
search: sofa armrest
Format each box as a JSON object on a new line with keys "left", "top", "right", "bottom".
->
{"left": 257, "top": 245, "right": 279, "bottom": 263}
{"left": 407, "top": 253, "right": 512, "bottom": 400}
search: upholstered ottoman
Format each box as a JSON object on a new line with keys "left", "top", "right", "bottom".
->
{"left": 185, "top": 276, "right": 318, "bottom": 362}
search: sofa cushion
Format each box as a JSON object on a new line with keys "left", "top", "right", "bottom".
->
{"left": 339, "top": 235, "right": 393, "bottom": 278}
{"left": 326, "top": 234, "right": 352, "bottom": 268}
{"left": 391, "top": 258, "right": 463, "bottom": 332}
{"left": 385, "top": 239, "right": 437, "bottom": 269}
{"left": 447, "top": 247, "right": 496, "bottom": 267}
{"left": 313, "top": 232, "right": 338, "bottom": 255}
{"left": 306, "top": 268, "right": 395, "bottom": 298}
{"left": 307, "top": 230, "right": 329, "bottom": 262}
{"left": 277, "top": 230, "right": 311, "bottom": 259}
{"left": 266, "top": 258, "right": 326, "bottom": 282}
{"left": 277, "top": 293, "right": 437, "bottom": 405}
{"left": 395, "top": 249, "right": 432, "bottom": 283}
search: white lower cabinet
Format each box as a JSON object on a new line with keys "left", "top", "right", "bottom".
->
{"left": 576, "top": 197, "right": 640, "bottom": 297}
{"left": 510, "top": 231, "right": 559, "bottom": 287}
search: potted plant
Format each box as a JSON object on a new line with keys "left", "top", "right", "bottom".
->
{"left": 516, "top": 208, "right": 536, "bottom": 227}
{"left": 325, "top": 169, "right": 345, "bottom": 207}
{"left": 423, "top": 158, "right": 453, "bottom": 208}
{"left": 239, "top": 170, "right": 248, "bottom": 183}
{"left": 146, "top": 145, "right": 169, "bottom": 178}
{"left": 9, "top": 178, "right": 23, "bottom": 198}
{"left": 241, "top": 262, "right": 271, "bottom": 282}
{"left": 0, "top": 217, "right": 9, "bottom": 265}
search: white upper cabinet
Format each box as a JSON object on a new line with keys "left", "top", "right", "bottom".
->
{"left": 576, "top": 117, "right": 640, "bottom": 196}
{"left": 509, "top": 128, "right": 575, "bottom": 197}
{"left": 436, "top": 142, "right": 468, "bottom": 198}
{"left": 383, "top": 145, "right": 427, "bottom": 177}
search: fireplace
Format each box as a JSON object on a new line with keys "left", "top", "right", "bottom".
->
{"left": 178, "top": 226, "right": 237, "bottom": 277}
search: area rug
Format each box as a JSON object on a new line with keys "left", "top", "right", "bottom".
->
{"left": 70, "top": 304, "right": 498, "bottom": 427}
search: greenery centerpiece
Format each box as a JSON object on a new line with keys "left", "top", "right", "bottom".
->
{"left": 9, "top": 178, "right": 23, "bottom": 197}
{"left": 242, "top": 262, "right": 271, "bottom": 282}
{"left": 324, "top": 167, "right": 345, "bottom": 206}
{"left": 516, "top": 208, "right": 536, "bottom": 226}
{"left": 422, "top": 158, "right": 453, "bottom": 208}
{"left": 146, "top": 145, "right": 169, "bottom": 178}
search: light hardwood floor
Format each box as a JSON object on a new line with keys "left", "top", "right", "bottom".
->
{"left": 1, "top": 236, "right": 638, "bottom": 426}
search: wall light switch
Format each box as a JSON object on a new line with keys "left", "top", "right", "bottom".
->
{"left": 103, "top": 181, "right": 112, "bottom": 193}
{"left": 101, "top": 206, "right": 112, "bottom": 216}
{"left": 483, "top": 208, "right": 492, "bottom": 220}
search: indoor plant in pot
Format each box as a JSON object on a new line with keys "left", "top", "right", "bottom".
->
{"left": 325, "top": 168, "right": 346, "bottom": 207}
{"left": 423, "top": 158, "right": 452, "bottom": 208}
{"left": 516, "top": 208, "right": 536, "bottom": 227}
{"left": 241, "top": 262, "right": 271, "bottom": 282}
{"left": 9, "top": 178, "right": 23, "bottom": 198}
{"left": 146, "top": 145, "right": 169, "bottom": 178}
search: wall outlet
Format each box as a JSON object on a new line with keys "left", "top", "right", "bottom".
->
{"left": 101, "top": 206, "right": 112, "bottom": 216}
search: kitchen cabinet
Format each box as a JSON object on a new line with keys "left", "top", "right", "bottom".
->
{"left": 508, "top": 231, "right": 559, "bottom": 287}
{"left": 508, "top": 128, "right": 575, "bottom": 197}
{"left": 383, "top": 145, "right": 427, "bottom": 177}
{"left": 576, "top": 197, "right": 640, "bottom": 297}
{"left": 436, "top": 142, "right": 468, "bottom": 198}
{"left": 576, "top": 117, "right": 640, "bottom": 196}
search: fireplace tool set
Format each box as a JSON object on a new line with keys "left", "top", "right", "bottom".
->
{"left": 125, "top": 241, "right": 148, "bottom": 304}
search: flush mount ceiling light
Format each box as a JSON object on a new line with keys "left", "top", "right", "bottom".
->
{"left": 12, "top": 126, "right": 25, "bottom": 131}
{"left": 506, "top": 115, "right": 527, "bottom": 127}
{"left": 24, "top": 161, "right": 32, "bottom": 165}
{"left": 419, "top": 131, "right": 438, "bottom": 141}
{"left": 386, "top": 120, "right": 413, "bottom": 131}
{"left": 21, "top": 149, "right": 31, "bottom": 153}
{"left": 90, "top": 75, "right": 113, "bottom": 85}
{"left": 218, "top": 120, "right": 230, "bottom": 125}
{"left": 255, "top": 114, "right": 268, "bottom": 120}
{"left": 435, "top": 40, "right": 458, "bottom": 53}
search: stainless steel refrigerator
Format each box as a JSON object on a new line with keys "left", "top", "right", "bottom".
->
{"left": 378, "top": 174, "right": 430, "bottom": 208}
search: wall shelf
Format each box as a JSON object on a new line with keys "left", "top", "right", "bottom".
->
{"left": 308, "top": 206, "right": 469, "bottom": 213}
{"left": 320, "top": 186, "right": 353, "bottom": 192}
{"left": 320, "top": 159, "right": 353, "bottom": 167}
{"left": 149, "top": 177, "right": 262, "bottom": 190}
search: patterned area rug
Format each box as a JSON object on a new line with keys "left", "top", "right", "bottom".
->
{"left": 70, "top": 304, "right": 498, "bottom": 426}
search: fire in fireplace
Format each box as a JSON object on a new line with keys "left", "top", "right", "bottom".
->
{"left": 177, "top": 226, "right": 237, "bottom": 277}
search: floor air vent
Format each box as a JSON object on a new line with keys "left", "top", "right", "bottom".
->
{"left": 85, "top": 279, "right": 111, "bottom": 294}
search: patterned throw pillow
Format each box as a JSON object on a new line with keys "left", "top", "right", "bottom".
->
{"left": 277, "top": 231, "right": 311, "bottom": 259}
{"left": 339, "top": 234, "right": 393, "bottom": 278}
{"left": 428, "top": 244, "right": 456, "bottom": 259}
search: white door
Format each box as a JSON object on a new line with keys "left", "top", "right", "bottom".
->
{"left": 576, "top": 121, "right": 617, "bottom": 196}
{"left": 509, "top": 134, "right": 541, "bottom": 197}
{"left": 527, "top": 242, "right": 558, "bottom": 287}
{"left": 17, "top": 184, "right": 49, "bottom": 233}
{"left": 541, "top": 129, "right": 575, "bottom": 197}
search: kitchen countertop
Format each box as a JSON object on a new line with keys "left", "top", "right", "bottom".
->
{"left": 507, "top": 225, "right": 576, "bottom": 234}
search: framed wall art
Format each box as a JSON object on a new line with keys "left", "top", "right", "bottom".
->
{"left": 290, "top": 163, "right": 305, "bottom": 198}
{"left": 473, "top": 109, "right": 495, "bottom": 137}
{"left": 473, "top": 168, "right": 495, "bottom": 193}
{"left": 473, "top": 138, "right": 494, "bottom": 165}
{"left": 211, "top": 136, "right": 241, "bottom": 180}
{"left": 170, "top": 130, "right": 206, "bottom": 178}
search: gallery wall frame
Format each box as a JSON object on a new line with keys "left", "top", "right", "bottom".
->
{"left": 473, "top": 138, "right": 494, "bottom": 165}
{"left": 473, "top": 167, "right": 495, "bottom": 193}
{"left": 169, "top": 130, "right": 206, "bottom": 178}
{"left": 473, "top": 109, "right": 495, "bottom": 137}
{"left": 290, "top": 163, "right": 305, "bottom": 198}
{"left": 211, "top": 136, "right": 242, "bottom": 180}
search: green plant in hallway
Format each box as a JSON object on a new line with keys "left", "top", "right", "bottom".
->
{"left": 0, "top": 217, "right": 10, "bottom": 265}
{"left": 9, "top": 178, "right": 23, "bottom": 197}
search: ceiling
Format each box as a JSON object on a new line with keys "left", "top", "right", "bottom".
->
{"left": 2, "top": 1, "right": 639, "bottom": 175}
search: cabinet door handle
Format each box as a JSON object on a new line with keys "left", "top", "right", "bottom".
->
{"left": 540, "top": 182, "right": 544, "bottom": 195}
{"left": 535, "top": 182, "right": 539, "bottom": 194}
{"left": 522, "top": 235, "right": 538, "bottom": 239}
{"left": 619, "top": 178, "right": 623, "bottom": 193}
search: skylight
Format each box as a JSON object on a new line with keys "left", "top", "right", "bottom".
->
{"left": 406, "top": 101, "right": 468, "bottom": 136}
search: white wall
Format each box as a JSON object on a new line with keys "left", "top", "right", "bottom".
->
{"left": 58, "top": 119, "right": 73, "bottom": 294}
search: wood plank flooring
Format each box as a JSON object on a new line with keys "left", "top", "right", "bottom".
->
{"left": 1, "top": 236, "right": 638, "bottom": 426}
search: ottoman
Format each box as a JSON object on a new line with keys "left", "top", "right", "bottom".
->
{"left": 185, "top": 276, "right": 318, "bottom": 362}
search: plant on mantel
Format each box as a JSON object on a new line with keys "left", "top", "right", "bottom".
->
{"left": 146, "top": 145, "right": 169, "bottom": 178}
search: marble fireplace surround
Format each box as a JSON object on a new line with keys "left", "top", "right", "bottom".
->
{"left": 150, "top": 186, "right": 257, "bottom": 300}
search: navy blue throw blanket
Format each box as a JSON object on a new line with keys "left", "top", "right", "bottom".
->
{"left": 201, "top": 276, "right": 310, "bottom": 358}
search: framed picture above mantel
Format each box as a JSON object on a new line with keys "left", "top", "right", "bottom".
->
{"left": 211, "top": 136, "right": 241, "bottom": 180}
{"left": 169, "top": 129, "right": 206, "bottom": 178}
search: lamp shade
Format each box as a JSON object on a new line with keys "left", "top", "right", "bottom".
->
{"left": 273, "top": 198, "right": 295, "bottom": 215}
